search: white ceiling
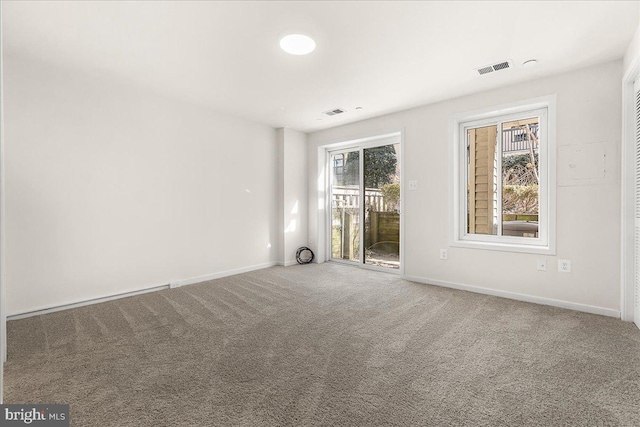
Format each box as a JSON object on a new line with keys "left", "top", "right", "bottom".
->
{"left": 3, "top": 1, "right": 638, "bottom": 133}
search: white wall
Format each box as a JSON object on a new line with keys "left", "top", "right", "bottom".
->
{"left": 278, "top": 128, "right": 308, "bottom": 265}
{"left": 623, "top": 25, "right": 639, "bottom": 76}
{"left": 623, "top": 9, "right": 640, "bottom": 76}
{"left": 308, "top": 60, "right": 623, "bottom": 315}
{"left": 0, "top": 4, "right": 5, "bottom": 401}
{"left": 3, "top": 56, "right": 279, "bottom": 316}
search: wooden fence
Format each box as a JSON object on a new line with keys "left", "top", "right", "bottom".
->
{"left": 331, "top": 186, "right": 400, "bottom": 260}
{"left": 331, "top": 186, "right": 389, "bottom": 211}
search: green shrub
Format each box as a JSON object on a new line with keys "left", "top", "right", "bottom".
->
{"left": 381, "top": 183, "right": 400, "bottom": 210}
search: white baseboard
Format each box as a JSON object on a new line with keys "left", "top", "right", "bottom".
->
{"left": 9, "top": 265, "right": 618, "bottom": 321}
{"left": 169, "top": 261, "right": 279, "bottom": 289}
{"left": 278, "top": 260, "right": 298, "bottom": 267}
{"left": 8, "top": 261, "right": 280, "bottom": 320}
{"left": 402, "top": 275, "right": 620, "bottom": 318}
{"left": 7, "top": 283, "right": 170, "bottom": 321}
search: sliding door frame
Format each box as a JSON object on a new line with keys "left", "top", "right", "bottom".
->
{"left": 324, "top": 131, "right": 404, "bottom": 275}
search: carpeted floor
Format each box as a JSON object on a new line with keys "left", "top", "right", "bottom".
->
{"left": 4, "top": 263, "right": 640, "bottom": 426}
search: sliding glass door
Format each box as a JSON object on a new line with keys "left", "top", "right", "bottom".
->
{"left": 329, "top": 139, "right": 401, "bottom": 270}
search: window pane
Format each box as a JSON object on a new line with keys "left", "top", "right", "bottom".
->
{"left": 467, "top": 125, "right": 498, "bottom": 235}
{"left": 501, "top": 117, "right": 539, "bottom": 238}
{"left": 333, "top": 154, "right": 344, "bottom": 186}
{"left": 364, "top": 144, "right": 400, "bottom": 269}
{"left": 331, "top": 151, "right": 360, "bottom": 262}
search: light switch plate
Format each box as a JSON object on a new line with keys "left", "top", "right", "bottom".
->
{"left": 537, "top": 260, "right": 547, "bottom": 271}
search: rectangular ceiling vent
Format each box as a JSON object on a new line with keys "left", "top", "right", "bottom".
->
{"left": 476, "top": 60, "right": 513, "bottom": 76}
{"left": 324, "top": 108, "right": 345, "bottom": 116}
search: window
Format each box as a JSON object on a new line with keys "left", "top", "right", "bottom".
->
{"left": 452, "top": 97, "right": 556, "bottom": 254}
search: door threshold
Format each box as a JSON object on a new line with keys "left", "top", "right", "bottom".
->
{"left": 328, "top": 259, "right": 401, "bottom": 275}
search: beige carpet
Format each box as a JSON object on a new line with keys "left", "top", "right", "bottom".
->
{"left": 4, "top": 263, "right": 640, "bottom": 426}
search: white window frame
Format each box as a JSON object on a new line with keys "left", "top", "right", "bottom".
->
{"left": 450, "top": 95, "right": 556, "bottom": 255}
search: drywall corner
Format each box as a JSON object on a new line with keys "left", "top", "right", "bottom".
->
{"left": 278, "top": 128, "right": 308, "bottom": 264}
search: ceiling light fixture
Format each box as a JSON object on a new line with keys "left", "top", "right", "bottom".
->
{"left": 280, "top": 34, "right": 316, "bottom": 55}
{"left": 523, "top": 59, "right": 538, "bottom": 67}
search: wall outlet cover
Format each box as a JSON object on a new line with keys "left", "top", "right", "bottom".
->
{"left": 558, "top": 259, "right": 571, "bottom": 273}
{"left": 537, "top": 260, "right": 547, "bottom": 271}
{"left": 439, "top": 249, "right": 448, "bottom": 260}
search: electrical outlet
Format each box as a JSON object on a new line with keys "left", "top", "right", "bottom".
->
{"left": 537, "top": 260, "right": 547, "bottom": 271}
{"left": 558, "top": 259, "right": 571, "bottom": 273}
{"left": 409, "top": 180, "right": 418, "bottom": 191}
{"left": 439, "top": 249, "right": 448, "bottom": 260}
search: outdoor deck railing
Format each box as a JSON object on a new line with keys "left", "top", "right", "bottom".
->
{"left": 331, "top": 186, "right": 387, "bottom": 211}
{"left": 502, "top": 123, "right": 539, "bottom": 153}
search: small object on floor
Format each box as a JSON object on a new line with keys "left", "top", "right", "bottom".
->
{"left": 296, "top": 246, "right": 314, "bottom": 264}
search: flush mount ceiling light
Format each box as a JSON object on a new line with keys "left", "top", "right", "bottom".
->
{"left": 523, "top": 59, "right": 538, "bottom": 67}
{"left": 280, "top": 34, "right": 316, "bottom": 55}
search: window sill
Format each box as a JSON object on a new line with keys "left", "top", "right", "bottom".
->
{"left": 451, "top": 239, "right": 556, "bottom": 255}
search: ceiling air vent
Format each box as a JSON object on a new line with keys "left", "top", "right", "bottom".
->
{"left": 475, "top": 60, "right": 513, "bottom": 76}
{"left": 324, "top": 108, "right": 345, "bottom": 116}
